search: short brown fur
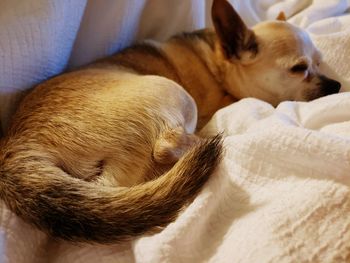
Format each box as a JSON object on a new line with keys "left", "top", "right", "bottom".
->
{"left": 0, "top": 0, "right": 340, "bottom": 243}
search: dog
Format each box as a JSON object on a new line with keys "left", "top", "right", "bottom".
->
{"left": 0, "top": 0, "right": 340, "bottom": 243}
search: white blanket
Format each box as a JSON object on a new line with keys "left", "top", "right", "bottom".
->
{"left": 1, "top": 0, "right": 350, "bottom": 262}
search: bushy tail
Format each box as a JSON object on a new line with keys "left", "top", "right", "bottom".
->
{"left": 0, "top": 135, "right": 223, "bottom": 243}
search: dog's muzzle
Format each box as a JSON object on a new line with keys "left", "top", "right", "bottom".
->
{"left": 319, "top": 75, "right": 341, "bottom": 95}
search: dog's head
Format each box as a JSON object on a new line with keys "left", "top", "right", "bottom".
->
{"left": 212, "top": 0, "right": 341, "bottom": 106}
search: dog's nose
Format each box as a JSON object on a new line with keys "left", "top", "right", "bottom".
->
{"left": 319, "top": 75, "right": 341, "bottom": 95}
{"left": 325, "top": 79, "right": 341, "bottom": 94}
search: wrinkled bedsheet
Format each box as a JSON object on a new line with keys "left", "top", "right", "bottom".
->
{"left": 1, "top": 0, "right": 350, "bottom": 262}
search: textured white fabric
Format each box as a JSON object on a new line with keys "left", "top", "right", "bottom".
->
{"left": 0, "top": 0, "right": 87, "bottom": 132}
{"left": 136, "top": 94, "right": 350, "bottom": 263}
{"left": 0, "top": 0, "right": 215, "bottom": 132}
{"left": 1, "top": 0, "right": 350, "bottom": 262}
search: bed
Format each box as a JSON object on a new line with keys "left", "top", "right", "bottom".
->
{"left": 1, "top": 0, "right": 350, "bottom": 262}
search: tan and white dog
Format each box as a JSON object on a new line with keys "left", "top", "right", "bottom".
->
{"left": 0, "top": 0, "right": 340, "bottom": 243}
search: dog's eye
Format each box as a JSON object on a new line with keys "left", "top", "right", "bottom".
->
{"left": 290, "top": 63, "right": 308, "bottom": 73}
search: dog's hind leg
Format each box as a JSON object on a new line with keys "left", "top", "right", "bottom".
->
{"left": 94, "top": 127, "right": 200, "bottom": 187}
{"left": 153, "top": 126, "right": 201, "bottom": 165}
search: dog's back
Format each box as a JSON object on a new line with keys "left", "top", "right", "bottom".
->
{"left": 0, "top": 67, "right": 223, "bottom": 242}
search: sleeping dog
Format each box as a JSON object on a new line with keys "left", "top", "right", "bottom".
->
{"left": 0, "top": 0, "right": 340, "bottom": 243}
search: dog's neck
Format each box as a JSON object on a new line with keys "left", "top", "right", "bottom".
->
{"left": 99, "top": 29, "right": 238, "bottom": 128}
{"left": 162, "top": 30, "right": 239, "bottom": 127}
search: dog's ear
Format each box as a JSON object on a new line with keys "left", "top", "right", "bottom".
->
{"left": 276, "top": 11, "right": 287, "bottom": 21}
{"left": 211, "top": 0, "right": 258, "bottom": 59}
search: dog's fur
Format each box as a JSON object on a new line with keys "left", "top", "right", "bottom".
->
{"left": 0, "top": 0, "right": 340, "bottom": 243}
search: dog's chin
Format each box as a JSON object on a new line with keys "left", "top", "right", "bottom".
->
{"left": 287, "top": 75, "right": 342, "bottom": 102}
{"left": 320, "top": 85, "right": 341, "bottom": 97}
{"left": 304, "top": 76, "right": 342, "bottom": 101}
{"left": 303, "top": 87, "right": 340, "bottom": 101}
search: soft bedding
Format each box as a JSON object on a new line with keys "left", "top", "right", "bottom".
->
{"left": 1, "top": 0, "right": 350, "bottom": 263}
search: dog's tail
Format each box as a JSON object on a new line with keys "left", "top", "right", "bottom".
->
{"left": 0, "top": 135, "right": 223, "bottom": 243}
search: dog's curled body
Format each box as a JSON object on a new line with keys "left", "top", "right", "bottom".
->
{"left": 0, "top": 0, "right": 341, "bottom": 243}
{"left": 0, "top": 68, "right": 223, "bottom": 242}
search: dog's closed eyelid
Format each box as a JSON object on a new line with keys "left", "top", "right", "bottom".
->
{"left": 290, "top": 63, "right": 308, "bottom": 73}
